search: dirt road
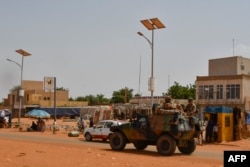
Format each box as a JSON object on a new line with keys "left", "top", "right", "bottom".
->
{"left": 0, "top": 118, "right": 249, "bottom": 167}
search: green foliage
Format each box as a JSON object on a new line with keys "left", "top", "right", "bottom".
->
{"left": 75, "top": 96, "right": 86, "bottom": 101}
{"left": 74, "top": 94, "right": 109, "bottom": 105}
{"left": 110, "top": 87, "right": 133, "bottom": 103}
{"left": 166, "top": 82, "right": 196, "bottom": 99}
{"left": 10, "top": 85, "right": 20, "bottom": 93}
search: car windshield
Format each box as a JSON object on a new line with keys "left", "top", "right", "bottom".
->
{"left": 95, "top": 122, "right": 105, "bottom": 128}
{"left": 103, "top": 122, "right": 113, "bottom": 128}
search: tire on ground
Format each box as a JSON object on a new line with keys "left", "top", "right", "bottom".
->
{"left": 133, "top": 141, "right": 148, "bottom": 150}
{"left": 156, "top": 135, "right": 176, "bottom": 156}
{"left": 178, "top": 139, "right": 196, "bottom": 154}
{"left": 109, "top": 132, "right": 126, "bottom": 150}
{"left": 85, "top": 133, "right": 92, "bottom": 141}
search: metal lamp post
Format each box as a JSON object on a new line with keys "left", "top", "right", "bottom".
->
{"left": 137, "top": 18, "right": 165, "bottom": 113}
{"left": 7, "top": 49, "right": 31, "bottom": 128}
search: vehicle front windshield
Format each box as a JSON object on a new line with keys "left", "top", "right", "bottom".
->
{"left": 95, "top": 122, "right": 105, "bottom": 128}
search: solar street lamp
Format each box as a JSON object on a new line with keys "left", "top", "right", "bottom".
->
{"left": 7, "top": 49, "right": 31, "bottom": 128}
{"left": 137, "top": 18, "right": 165, "bottom": 113}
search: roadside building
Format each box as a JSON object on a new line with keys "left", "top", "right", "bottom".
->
{"left": 3, "top": 80, "right": 88, "bottom": 117}
{"left": 196, "top": 56, "right": 250, "bottom": 141}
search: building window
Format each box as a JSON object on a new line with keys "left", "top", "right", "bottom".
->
{"left": 226, "top": 84, "right": 240, "bottom": 99}
{"left": 216, "top": 85, "right": 223, "bottom": 99}
{"left": 198, "top": 85, "right": 214, "bottom": 99}
{"left": 198, "top": 86, "right": 203, "bottom": 99}
{"left": 241, "top": 65, "right": 244, "bottom": 70}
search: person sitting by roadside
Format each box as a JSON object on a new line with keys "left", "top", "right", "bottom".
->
{"left": 31, "top": 121, "right": 38, "bottom": 131}
{"left": 40, "top": 119, "right": 45, "bottom": 132}
{"left": 37, "top": 117, "right": 46, "bottom": 132}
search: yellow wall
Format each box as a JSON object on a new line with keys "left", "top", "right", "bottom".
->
{"left": 205, "top": 112, "right": 233, "bottom": 142}
{"left": 5, "top": 80, "right": 89, "bottom": 108}
{"left": 217, "top": 113, "right": 233, "bottom": 142}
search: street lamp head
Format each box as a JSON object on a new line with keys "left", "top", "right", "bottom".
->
{"left": 16, "top": 49, "right": 31, "bottom": 56}
{"left": 137, "top": 32, "right": 143, "bottom": 36}
{"left": 6, "top": 58, "right": 22, "bottom": 68}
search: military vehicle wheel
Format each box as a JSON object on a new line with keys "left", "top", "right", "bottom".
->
{"left": 133, "top": 141, "right": 148, "bottom": 150}
{"left": 156, "top": 135, "right": 176, "bottom": 156}
{"left": 85, "top": 133, "right": 92, "bottom": 141}
{"left": 109, "top": 132, "right": 126, "bottom": 150}
{"left": 178, "top": 139, "right": 196, "bottom": 154}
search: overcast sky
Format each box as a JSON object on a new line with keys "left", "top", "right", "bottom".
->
{"left": 1, "top": 0, "right": 250, "bottom": 100}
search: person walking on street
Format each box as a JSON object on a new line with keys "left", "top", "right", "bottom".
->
{"left": 89, "top": 117, "right": 94, "bottom": 127}
{"left": 197, "top": 117, "right": 208, "bottom": 145}
{"left": 213, "top": 123, "right": 219, "bottom": 143}
{"left": 206, "top": 119, "right": 214, "bottom": 143}
{"left": 78, "top": 118, "right": 85, "bottom": 132}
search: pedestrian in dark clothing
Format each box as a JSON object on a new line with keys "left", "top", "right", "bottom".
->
{"left": 89, "top": 118, "right": 94, "bottom": 127}
{"left": 205, "top": 119, "right": 214, "bottom": 143}
{"left": 31, "top": 121, "right": 38, "bottom": 131}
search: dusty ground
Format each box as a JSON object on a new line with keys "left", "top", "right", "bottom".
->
{"left": 0, "top": 118, "right": 250, "bottom": 167}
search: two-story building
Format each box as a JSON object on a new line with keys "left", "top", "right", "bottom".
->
{"left": 3, "top": 80, "right": 88, "bottom": 117}
{"left": 196, "top": 56, "right": 250, "bottom": 141}
{"left": 196, "top": 56, "right": 250, "bottom": 111}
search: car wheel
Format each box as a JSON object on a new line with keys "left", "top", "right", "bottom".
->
{"left": 85, "top": 133, "right": 92, "bottom": 141}
{"left": 133, "top": 141, "right": 148, "bottom": 150}
{"left": 109, "top": 132, "right": 126, "bottom": 150}
{"left": 178, "top": 139, "right": 196, "bottom": 154}
{"left": 156, "top": 135, "right": 176, "bottom": 156}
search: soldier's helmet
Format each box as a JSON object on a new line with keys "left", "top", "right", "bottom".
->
{"left": 188, "top": 97, "right": 193, "bottom": 102}
{"left": 165, "top": 96, "right": 172, "bottom": 103}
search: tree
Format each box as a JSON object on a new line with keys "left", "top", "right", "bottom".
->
{"left": 110, "top": 87, "right": 133, "bottom": 103}
{"left": 75, "top": 96, "right": 86, "bottom": 101}
{"left": 10, "top": 85, "right": 20, "bottom": 93}
{"left": 166, "top": 82, "right": 196, "bottom": 99}
{"left": 74, "top": 94, "right": 109, "bottom": 105}
{"left": 84, "top": 95, "right": 97, "bottom": 105}
{"left": 95, "top": 94, "right": 109, "bottom": 104}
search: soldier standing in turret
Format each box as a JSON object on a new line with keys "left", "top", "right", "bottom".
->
{"left": 185, "top": 98, "right": 197, "bottom": 116}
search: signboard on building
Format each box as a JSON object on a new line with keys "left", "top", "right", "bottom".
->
{"left": 44, "top": 77, "right": 55, "bottom": 92}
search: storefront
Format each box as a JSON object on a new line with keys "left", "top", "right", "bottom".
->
{"left": 205, "top": 106, "right": 233, "bottom": 142}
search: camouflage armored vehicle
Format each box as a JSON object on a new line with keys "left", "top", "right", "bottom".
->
{"left": 109, "top": 110, "right": 200, "bottom": 156}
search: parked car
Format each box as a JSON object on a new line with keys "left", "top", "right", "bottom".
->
{"left": 83, "top": 120, "right": 125, "bottom": 142}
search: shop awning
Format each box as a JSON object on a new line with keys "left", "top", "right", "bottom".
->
{"left": 205, "top": 106, "right": 233, "bottom": 113}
